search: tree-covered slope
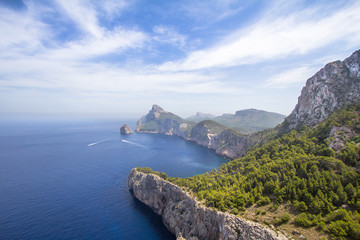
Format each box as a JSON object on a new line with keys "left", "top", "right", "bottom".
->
{"left": 142, "top": 103, "right": 360, "bottom": 239}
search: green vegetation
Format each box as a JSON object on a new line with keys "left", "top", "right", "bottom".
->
{"left": 140, "top": 120, "right": 159, "bottom": 131}
{"left": 137, "top": 103, "right": 360, "bottom": 239}
{"left": 179, "top": 104, "right": 360, "bottom": 239}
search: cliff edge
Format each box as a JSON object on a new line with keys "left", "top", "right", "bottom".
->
{"left": 128, "top": 168, "right": 288, "bottom": 240}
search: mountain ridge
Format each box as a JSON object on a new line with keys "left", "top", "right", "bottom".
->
{"left": 187, "top": 108, "right": 285, "bottom": 134}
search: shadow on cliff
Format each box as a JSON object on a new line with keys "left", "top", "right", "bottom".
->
{"left": 129, "top": 190, "right": 176, "bottom": 240}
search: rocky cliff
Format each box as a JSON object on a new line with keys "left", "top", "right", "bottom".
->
{"left": 136, "top": 104, "right": 194, "bottom": 139}
{"left": 128, "top": 168, "right": 288, "bottom": 240}
{"left": 136, "top": 106, "right": 258, "bottom": 159}
{"left": 284, "top": 50, "right": 360, "bottom": 130}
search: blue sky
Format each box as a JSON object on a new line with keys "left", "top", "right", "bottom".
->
{"left": 1, "top": 0, "right": 360, "bottom": 119}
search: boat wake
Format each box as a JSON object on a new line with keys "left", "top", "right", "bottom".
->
{"left": 121, "top": 140, "right": 148, "bottom": 149}
{"left": 87, "top": 138, "right": 114, "bottom": 147}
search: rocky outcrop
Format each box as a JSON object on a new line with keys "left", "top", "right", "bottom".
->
{"left": 128, "top": 169, "right": 288, "bottom": 240}
{"left": 284, "top": 49, "right": 360, "bottom": 130}
{"left": 120, "top": 124, "right": 133, "bottom": 134}
{"left": 136, "top": 105, "right": 194, "bottom": 139}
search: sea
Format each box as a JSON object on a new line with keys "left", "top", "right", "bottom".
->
{"left": 0, "top": 119, "right": 227, "bottom": 240}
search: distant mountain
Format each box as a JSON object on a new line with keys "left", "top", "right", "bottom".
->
{"left": 187, "top": 109, "right": 285, "bottom": 134}
{"left": 135, "top": 104, "right": 194, "bottom": 139}
{"left": 186, "top": 112, "right": 216, "bottom": 122}
{"left": 216, "top": 109, "right": 285, "bottom": 133}
{"left": 136, "top": 105, "right": 276, "bottom": 159}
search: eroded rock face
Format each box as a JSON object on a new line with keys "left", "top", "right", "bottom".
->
{"left": 120, "top": 124, "right": 133, "bottom": 134}
{"left": 128, "top": 169, "right": 288, "bottom": 240}
{"left": 284, "top": 50, "right": 360, "bottom": 130}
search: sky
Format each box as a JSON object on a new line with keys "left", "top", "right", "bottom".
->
{"left": 1, "top": 0, "right": 360, "bottom": 119}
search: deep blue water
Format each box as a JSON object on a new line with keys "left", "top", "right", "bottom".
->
{"left": 0, "top": 119, "right": 226, "bottom": 240}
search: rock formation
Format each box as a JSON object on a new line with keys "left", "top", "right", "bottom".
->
{"left": 136, "top": 105, "right": 272, "bottom": 159}
{"left": 284, "top": 50, "right": 360, "bottom": 130}
{"left": 120, "top": 124, "right": 133, "bottom": 134}
{"left": 128, "top": 168, "right": 288, "bottom": 240}
{"left": 136, "top": 104, "right": 194, "bottom": 139}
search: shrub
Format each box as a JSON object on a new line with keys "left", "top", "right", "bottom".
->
{"left": 294, "top": 213, "right": 313, "bottom": 227}
{"left": 257, "top": 197, "right": 271, "bottom": 206}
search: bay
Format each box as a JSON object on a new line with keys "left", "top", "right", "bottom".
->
{"left": 0, "top": 119, "right": 226, "bottom": 240}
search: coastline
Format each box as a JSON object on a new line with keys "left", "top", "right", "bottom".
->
{"left": 128, "top": 168, "right": 288, "bottom": 240}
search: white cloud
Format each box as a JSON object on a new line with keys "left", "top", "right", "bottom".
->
{"left": 55, "top": 0, "right": 103, "bottom": 38}
{"left": 153, "top": 25, "right": 187, "bottom": 48}
{"left": 264, "top": 66, "right": 317, "bottom": 88}
{"left": 180, "top": 0, "right": 246, "bottom": 24}
{"left": 100, "top": 0, "right": 130, "bottom": 17}
{"left": 0, "top": 6, "right": 48, "bottom": 53}
{"left": 46, "top": 27, "right": 147, "bottom": 60}
{"left": 159, "top": 1, "right": 360, "bottom": 71}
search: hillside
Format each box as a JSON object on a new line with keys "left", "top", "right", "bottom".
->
{"left": 140, "top": 102, "right": 360, "bottom": 239}
{"left": 131, "top": 49, "right": 360, "bottom": 240}
{"left": 187, "top": 109, "right": 286, "bottom": 134}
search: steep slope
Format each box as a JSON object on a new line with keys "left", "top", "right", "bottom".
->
{"left": 284, "top": 49, "right": 360, "bottom": 130}
{"left": 129, "top": 168, "right": 288, "bottom": 240}
{"left": 140, "top": 102, "right": 360, "bottom": 240}
{"left": 130, "top": 49, "right": 360, "bottom": 240}
{"left": 136, "top": 104, "right": 194, "bottom": 139}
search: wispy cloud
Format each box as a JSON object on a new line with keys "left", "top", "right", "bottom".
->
{"left": 55, "top": 0, "right": 102, "bottom": 38}
{"left": 153, "top": 25, "right": 187, "bottom": 48}
{"left": 264, "top": 66, "right": 317, "bottom": 88}
{"left": 1, "top": 0, "right": 360, "bottom": 117}
{"left": 179, "top": 0, "right": 247, "bottom": 24}
{"left": 159, "top": 1, "right": 360, "bottom": 71}
{"left": 0, "top": 6, "right": 48, "bottom": 54}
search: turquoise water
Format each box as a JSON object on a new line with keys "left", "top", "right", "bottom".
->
{"left": 0, "top": 119, "right": 226, "bottom": 239}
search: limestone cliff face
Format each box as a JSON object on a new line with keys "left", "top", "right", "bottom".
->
{"left": 284, "top": 50, "right": 360, "bottom": 130}
{"left": 128, "top": 169, "right": 288, "bottom": 240}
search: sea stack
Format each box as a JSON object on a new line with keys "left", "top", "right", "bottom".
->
{"left": 120, "top": 124, "right": 133, "bottom": 134}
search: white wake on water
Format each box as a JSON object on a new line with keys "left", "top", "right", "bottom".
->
{"left": 87, "top": 137, "right": 114, "bottom": 147}
{"left": 121, "top": 140, "right": 148, "bottom": 149}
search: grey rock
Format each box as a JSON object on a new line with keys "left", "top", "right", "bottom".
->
{"left": 128, "top": 168, "right": 288, "bottom": 240}
{"left": 284, "top": 49, "right": 360, "bottom": 130}
{"left": 120, "top": 124, "right": 132, "bottom": 134}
